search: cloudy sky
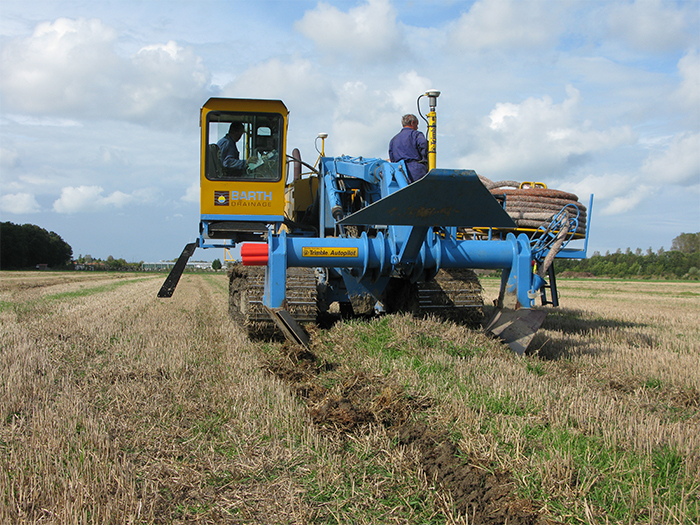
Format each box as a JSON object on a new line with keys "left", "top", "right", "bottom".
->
{"left": 1, "top": 0, "right": 698, "bottom": 263}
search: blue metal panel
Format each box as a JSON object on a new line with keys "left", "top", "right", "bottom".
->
{"left": 198, "top": 238, "right": 236, "bottom": 249}
{"left": 338, "top": 170, "right": 516, "bottom": 228}
{"left": 285, "top": 234, "right": 516, "bottom": 272}
{"left": 264, "top": 229, "right": 287, "bottom": 309}
{"left": 321, "top": 156, "right": 384, "bottom": 182}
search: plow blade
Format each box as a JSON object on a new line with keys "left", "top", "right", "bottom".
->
{"left": 264, "top": 306, "right": 311, "bottom": 349}
{"left": 484, "top": 308, "right": 547, "bottom": 355}
{"left": 158, "top": 242, "right": 197, "bottom": 298}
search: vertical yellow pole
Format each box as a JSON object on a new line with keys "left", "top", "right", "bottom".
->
{"left": 427, "top": 109, "right": 437, "bottom": 172}
{"left": 319, "top": 133, "right": 327, "bottom": 156}
{"left": 314, "top": 133, "right": 328, "bottom": 170}
{"left": 425, "top": 90, "right": 440, "bottom": 172}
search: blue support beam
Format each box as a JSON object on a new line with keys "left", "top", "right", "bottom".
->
{"left": 260, "top": 230, "right": 543, "bottom": 310}
{"left": 264, "top": 228, "right": 288, "bottom": 309}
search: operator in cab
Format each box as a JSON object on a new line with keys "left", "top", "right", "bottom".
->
{"left": 388, "top": 114, "right": 428, "bottom": 183}
{"left": 217, "top": 122, "right": 246, "bottom": 174}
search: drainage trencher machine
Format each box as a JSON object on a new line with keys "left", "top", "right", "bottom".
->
{"left": 159, "top": 92, "right": 592, "bottom": 354}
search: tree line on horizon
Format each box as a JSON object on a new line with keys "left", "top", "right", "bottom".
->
{"left": 0, "top": 222, "right": 73, "bottom": 269}
{"left": 74, "top": 254, "right": 143, "bottom": 271}
{"left": 555, "top": 232, "right": 699, "bottom": 280}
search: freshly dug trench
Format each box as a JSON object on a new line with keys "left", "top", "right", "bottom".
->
{"left": 263, "top": 345, "right": 541, "bottom": 524}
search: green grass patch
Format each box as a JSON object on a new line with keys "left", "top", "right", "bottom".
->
{"left": 644, "top": 377, "right": 663, "bottom": 390}
{"left": 355, "top": 317, "right": 401, "bottom": 359}
{"left": 301, "top": 453, "right": 447, "bottom": 524}
{"left": 0, "top": 301, "right": 13, "bottom": 312}
{"left": 525, "top": 360, "right": 546, "bottom": 376}
{"left": 518, "top": 423, "right": 698, "bottom": 523}
{"left": 202, "top": 273, "right": 228, "bottom": 294}
{"left": 43, "top": 278, "right": 147, "bottom": 302}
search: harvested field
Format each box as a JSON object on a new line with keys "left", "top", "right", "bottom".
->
{"left": 1, "top": 271, "right": 698, "bottom": 524}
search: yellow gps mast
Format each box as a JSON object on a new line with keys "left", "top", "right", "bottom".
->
{"left": 425, "top": 90, "right": 440, "bottom": 172}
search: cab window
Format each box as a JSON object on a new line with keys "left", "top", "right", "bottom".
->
{"left": 205, "top": 112, "right": 283, "bottom": 181}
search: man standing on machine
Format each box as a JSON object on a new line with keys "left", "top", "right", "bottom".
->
{"left": 388, "top": 114, "right": 428, "bottom": 183}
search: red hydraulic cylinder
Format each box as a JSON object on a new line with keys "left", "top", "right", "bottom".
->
{"left": 241, "top": 243, "right": 268, "bottom": 266}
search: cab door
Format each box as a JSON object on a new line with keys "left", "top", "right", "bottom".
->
{"left": 200, "top": 98, "right": 288, "bottom": 242}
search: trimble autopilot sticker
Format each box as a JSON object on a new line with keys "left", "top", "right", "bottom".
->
{"left": 302, "top": 247, "right": 358, "bottom": 258}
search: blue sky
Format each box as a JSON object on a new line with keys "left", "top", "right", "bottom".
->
{"left": 1, "top": 0, "right": 698, "bottom": 262}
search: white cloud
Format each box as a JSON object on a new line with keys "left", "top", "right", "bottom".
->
{"left": 126, "top": 40, "right": 211, "bottom": 122}
{"left": 674, "top": 49, "right": 700, "bottom": 111}
{"left": 223, "top": 57, "right": 334, "bottom": 117}
{"left": 0, "top": 18, "right": 211, "bottom": 125}
{"left": 641, "top": 132, "right": 700, "bottom": 186}
{"left": 606, "top": 0, "right": 695, "bottom": 53}
{"left": 561, "top": 173, "right": 632, "bottom": 202}
{"left": 560, "top": 171, "right": 657, "bottom": 216}
{"left": 0, "top": 192, "right": 41, "bottom": 214}
{"left": 448, "top": 0, "right": 564, "bottom": 51}
{"left": 52, "top": 185, "right": 153, "bottom": 213}
{"left": 458, "top": 86, "right": 637, "bottom": 180}
{"left": 4, "top": 115, "right": 82, "bottom": 127}
{"left": 0, "top": 146, "right": 19, "bottom": 169}
{"left": 182, "top": 182, "right": 199, "bottom": 203}
{"left": 601, "top": 184, "right": 655, "bottom": 216}
{"left": 101, "top": 190, "right": 132, "bottom": 208}
{"left": 97, "top": 146, "right": 129, "bottom": 166}
{"left": 388, "top": 71, "right": 432, "bottom": 112}
{"left": 0, "top": 18, "right": 121, "bottom": 114}
{"left": 559, "top": 132, "right": 700, "bottom": 217}
{"left": 329, "top": 81, "right": 396, "bottom": 158}
{"left": 295, "top": 0, "right": 404, "bottom": 62}
{"left": 53, "top": 186, "right": 108, "bottom": 214}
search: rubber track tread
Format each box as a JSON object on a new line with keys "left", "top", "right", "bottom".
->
{"left": 229, "top": 265, "right": 318, "bottom": 333}
{"left": 415, "top": 268, "right": 484, "bottom": 327}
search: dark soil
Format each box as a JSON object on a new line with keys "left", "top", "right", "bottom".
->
{"left": 397, "top": 424, "right": 540, "bottom": 524}
{"left": 264, "top": 344, "right": 544, "bottom": 524}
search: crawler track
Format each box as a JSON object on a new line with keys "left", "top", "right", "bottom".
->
{"left": 415, "top": 268, "right": 484, "bottom": 326}
{"left": 229, "top": 264, "right": 484, "bottom": 337}
{"left": 229, "top": 264, "right": 318, "bottom": 335}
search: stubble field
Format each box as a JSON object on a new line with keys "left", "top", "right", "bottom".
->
{"left": 1, "top": 271, "right": 698, "bottom": 524}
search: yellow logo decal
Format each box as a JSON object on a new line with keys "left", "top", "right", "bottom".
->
{"left": 302, "top": 247, "right": 358, "bottom": 258}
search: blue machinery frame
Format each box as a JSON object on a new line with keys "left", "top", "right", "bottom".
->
{"left": 239, "top": 156, "right": 593, "bottom": 317}
{"left": 158, "top": 155, "right": 592, "bottom": 352}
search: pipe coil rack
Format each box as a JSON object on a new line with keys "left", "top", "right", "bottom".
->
{"left": 478, "top": 176, "right": 587, "bottom": 237}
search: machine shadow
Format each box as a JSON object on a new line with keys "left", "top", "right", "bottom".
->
{"left": 526, "top": 307, "right": 651, "bottom": 361}
{"left": 480, "top": 305, "right": 651, "bottom": 361}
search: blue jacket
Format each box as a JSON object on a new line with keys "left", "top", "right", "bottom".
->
{"left": 388, "top": 127, "right": 428, "bottom": 182}
{"left": 217, "top": 134, "right": 246, "bottom": 170}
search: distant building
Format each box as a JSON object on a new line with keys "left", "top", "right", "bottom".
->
{"left": 73, "top": 261, "right": 108, "bottom": 271}
{"left": 141, "top": 261, "right": 213, "bottom": 271}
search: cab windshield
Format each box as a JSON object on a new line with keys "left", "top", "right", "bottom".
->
{"left": 206, "top": 111, "right": 283, "bottom": 181}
